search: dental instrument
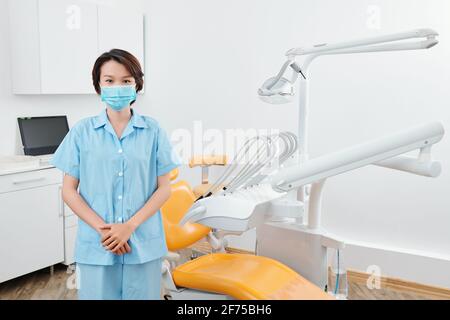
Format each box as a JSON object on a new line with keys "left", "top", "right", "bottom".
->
{"left": 225, "top": 133, "right": 292, "bottom": 192}
{"left": 197, "top": 131, "right": 298, "bottom": 198}
{"left": 242, "top": 131, "right": 299, "bottom": 188}
{"left": 195, "top": 136, "right": 266, "bottom": 199}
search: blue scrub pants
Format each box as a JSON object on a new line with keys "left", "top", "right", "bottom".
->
{"left": 76, "top": 258, "right": 162, "bottom": 300}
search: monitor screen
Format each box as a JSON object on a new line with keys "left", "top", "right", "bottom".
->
{"left": 18, "top": 116, "right": 69, "bottom": 156}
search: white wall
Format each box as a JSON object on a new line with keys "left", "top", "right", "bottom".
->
{"left": 1, "top": 0, "right": 449, "bottom": 287}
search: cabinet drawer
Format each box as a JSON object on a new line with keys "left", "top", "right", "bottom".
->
{"left": 0, "top": 168, "right": 62, "bottom": 193}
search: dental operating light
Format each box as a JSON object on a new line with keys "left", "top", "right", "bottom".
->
{"left": 258, "top": 29, "right": 438, "bottom": 105}
{"left": 257, "top": 28, "right": 439, "bottom": 203}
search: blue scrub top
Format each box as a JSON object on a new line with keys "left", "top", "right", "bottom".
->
{"left": 50, "top": 108, "right": 181, "bottom": 265}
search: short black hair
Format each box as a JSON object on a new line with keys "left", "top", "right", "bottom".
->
{"left": 92, "top": 49, "right": 144, "bottom": 97}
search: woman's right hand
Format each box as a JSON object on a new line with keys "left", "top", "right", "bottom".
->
{"left": 99, "top": 226, "right": 131, "bottom": 255}
{"left": 114, "top": 242, "right": 132, "bottom": 255}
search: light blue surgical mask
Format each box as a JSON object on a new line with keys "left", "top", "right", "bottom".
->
{"left": 100, "top": 85, "right": 137, "bottom": 111}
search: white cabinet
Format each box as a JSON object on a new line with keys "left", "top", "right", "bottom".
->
{"left": 38, "top": 0, "right": 99, "bottom": 94}
{"left": 0, "top": 168, "right": 64, "bottom": 283}
{"left": 8, "top": 0, "right": 145, "bottom": 94}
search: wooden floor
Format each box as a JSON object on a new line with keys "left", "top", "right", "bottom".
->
{"left": 0, "top": 247, "right": 446, "bottom": 300}
{"left": 0, "top": 264, "right": 77, "bottom": 300}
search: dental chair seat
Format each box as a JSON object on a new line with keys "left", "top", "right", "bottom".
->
{"left": 172, "top": 253, "right": 333, "bottom": 300}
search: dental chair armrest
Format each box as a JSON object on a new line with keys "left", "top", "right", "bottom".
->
{"left": 189, "top": 154, "right": 228, "bottom": 168}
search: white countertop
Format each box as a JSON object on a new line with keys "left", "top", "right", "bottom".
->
{"left": 0, "top": 155, "right": 56, "bottom": 176}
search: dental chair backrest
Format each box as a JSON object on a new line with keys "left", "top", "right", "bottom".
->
{"left": 160, "top": 168, "right": 211, "bottom": 251}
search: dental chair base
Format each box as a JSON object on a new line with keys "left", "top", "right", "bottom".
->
{"left": 257, "top": 222, "right": 345, "bottom": 290}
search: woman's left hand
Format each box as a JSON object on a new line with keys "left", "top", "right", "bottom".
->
{"left": 100, "top": 223, "right": 135, "bottom": 253}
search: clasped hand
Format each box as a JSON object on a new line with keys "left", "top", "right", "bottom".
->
{"left": 99, "top": 223, "right": 135, "bottom": 255}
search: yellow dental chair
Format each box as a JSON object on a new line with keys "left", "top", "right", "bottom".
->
{"left": 160, "top": 168, "right": 333, "bottom": 300}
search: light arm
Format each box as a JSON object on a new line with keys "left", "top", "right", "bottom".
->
{"left": 285, "top": 29, "right": 438, "bottom": 57}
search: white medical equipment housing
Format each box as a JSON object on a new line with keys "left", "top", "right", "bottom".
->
{"left": 180, "top": 29, "right": 444, "bottom": 291}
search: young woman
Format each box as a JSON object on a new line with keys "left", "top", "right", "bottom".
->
{"left": 51, "top": 49, "right": 180, "bottom": 300}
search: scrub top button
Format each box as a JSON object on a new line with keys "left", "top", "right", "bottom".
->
{"left": 118, "top": 195, "right": 123, "bottom": 200}
{"left": 118, "top": 171, "right": 123, "bottom": 176}
{"left": 118, "top": 149, "right": 123, "bottom": 154}
{"left": 117, "top": 217, "right": 123, "bottom": 223}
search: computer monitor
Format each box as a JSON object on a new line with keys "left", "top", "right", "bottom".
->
{"left": 17, "top": 116, "right": 69, "bottom": 156}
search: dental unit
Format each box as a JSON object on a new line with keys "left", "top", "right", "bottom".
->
{"left": 161, "top": 29, "right": 444, "bottom": 299}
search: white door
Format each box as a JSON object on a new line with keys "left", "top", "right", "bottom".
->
{"left": 98, "top": 5, "right": 145, "bottom": 72}
{"left": 38, "top": 0, "right": 98, "bottom": 94}
{"left": 0, "top": 184, "right": 64, "bottom": 283}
